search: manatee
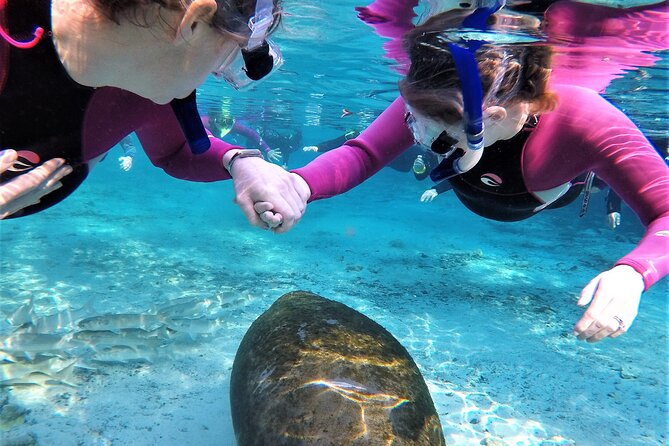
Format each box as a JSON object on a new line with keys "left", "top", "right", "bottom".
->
{"left": 230, "top": 291, "right": 445, "bottom": 446}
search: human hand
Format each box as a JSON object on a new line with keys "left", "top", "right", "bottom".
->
{"left": 228, "top": 156, "right": 311, "bottom": 233}
{"left": 303, "top": 146, "right": 319, "bottom": 152}
{"left": 118, "top": 156, "right": 133, "bottom": 172}
{"left": 420, "top": 189, "right": 438, "bottom": 203}
{"left": 354, "top": 6, "right": 390, "bottom": 24}
{"left": 573, "top": 265, "right": 644, "bottom": 342}
{"left": 0, "top": 150, "right": 73, "bottom": 219}
{"left": 267, "top": 149, "right": 283, "bottom": 163}
{"left": 607, "top": 212, "right": 621, "bottom": 229}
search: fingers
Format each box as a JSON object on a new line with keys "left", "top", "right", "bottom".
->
{"left": 0, "top": 150, "right": 18, "bottom": 172}
{"left": 574, "top": 276, "right": 610, "bottom": 341}
{"left": 573, "top": 268, "right": 639, "bottom": 343}
{"left": 235, "top": 196, "right": 271, "bottom": 230}
{"left": 254, "top": 202, "right": 284, "bottom": 229}
{"left": 577, "top": 317, "right": 624, "bottom": 343}
{"left": 0, "top": 158, "right": 71, "bottom": 218}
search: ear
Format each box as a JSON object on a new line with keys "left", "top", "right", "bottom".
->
{"left": 175, "top": 0, "right": 218, "bottom": 45}
{"left": 483, "top": 106, "right": 507, "bottom": 122}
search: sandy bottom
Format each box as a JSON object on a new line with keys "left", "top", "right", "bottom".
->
{"left": 0, "top": 157, "right": 666, "bottom": 446}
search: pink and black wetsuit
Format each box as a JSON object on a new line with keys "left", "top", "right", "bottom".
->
{"left": 0, "top": 0, "right": 238, "bottom": 218}
{"left": 293, "top": 0, "right": 668, "bottom": 290}
{"left": 293, "top": 86, "right": 669, "bottom": 291}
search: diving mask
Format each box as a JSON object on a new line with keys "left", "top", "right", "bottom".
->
{"left": 404, "top": 107, "right": 459, "bottom": 156}
{"left": 213, "top": 0, "right": 284, "bottom": 90}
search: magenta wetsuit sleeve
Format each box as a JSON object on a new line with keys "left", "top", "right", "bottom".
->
{"left": 83, "top": 88, "right": 238, "bottom": 182}
{"left": 292, "top": 96, "right": 415, "bottom": 201}
{"left": 523, "top": 85, "right": 669, "bottom": 290}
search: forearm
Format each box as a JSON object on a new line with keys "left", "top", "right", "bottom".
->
{"left": 293, "top": 96, "right": 414, "bottom": 201}
{"left": 606, "top": 189, "right": 622, "bottom": 214}
{"left": 615, "top": 213, "right": 669, "bottom": 291}
{"left": 316, "top": 134, "right": 355, "bottom": 153}
{"left": 433, "top": 179, "right": 453, "bottom": 195}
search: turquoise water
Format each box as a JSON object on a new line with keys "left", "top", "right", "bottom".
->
{"left": 1, "top": 1, "right": 668, "bottom": 445}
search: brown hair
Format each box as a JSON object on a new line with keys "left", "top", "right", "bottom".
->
{"left": 399, "top": 9, "right": 557, "bottom": 124}
{"left": 92, "top": 0, "right": 282, "bottom": 37}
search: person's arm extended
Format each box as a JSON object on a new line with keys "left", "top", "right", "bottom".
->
{"left": 434, "top": 179, "right": 452, "bottom": 195}
{"left": 526, "top": 85, "right": 669, "bottom": 290}
{"left": 82, "top": 89, "right": 239, "bottom": 181}
{"left": 232, "top": 121, "right": 272, "bottom": 153}
{"left": 293, "top": 96, "right": 415, "bottom": 201}
{"left": 523, "top": 85, "right": 668, "bottom": 342}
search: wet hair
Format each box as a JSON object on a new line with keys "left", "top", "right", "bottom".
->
{"left": 92, "top": 0, "right": 282, "bottom": 37}
{"left": 399, "top": 9, "right": 557, "bottom": 124}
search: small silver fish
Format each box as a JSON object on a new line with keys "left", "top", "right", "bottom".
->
{"left": 5, "top": 299, "right": 35, "bottom": 327}
{"left": 0, "top": 333, "right": 72, "bottom": 360}
{"left": 77, "top": 314, "right": 163, "bottom": 332}
{"left": 31, "top": 300, "right": 96, "bottom": 333}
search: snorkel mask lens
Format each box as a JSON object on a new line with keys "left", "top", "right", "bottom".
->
{"left": 215, "top": 0, "right": 284, "bottom": 90}
{"left": 431, "top": 131, "right": 459, "bottom": 154}
{"left": 404, "top": 110, "right": 458, "bottom": 155}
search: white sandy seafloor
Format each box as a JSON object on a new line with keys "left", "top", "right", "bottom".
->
{"left": 0, "top": 157, "right": 667, "bottom": 446}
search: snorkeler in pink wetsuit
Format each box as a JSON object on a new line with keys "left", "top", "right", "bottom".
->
{"left": 0, "top": 0, "right": 304, "bottom": 223}
{"left": 250, "top": 1, "right": 669, "bottom": 343}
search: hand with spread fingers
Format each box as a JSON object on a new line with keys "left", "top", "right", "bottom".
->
{"left": 0, "top": 150, "right": 73, "bottom": 219}
{"left": 118, "top": 156, "right": 134, "bottom": 171}
{"left": 573, "top": 265, "right": 645, "bottom": 342}
{"left": 420, "top": 189, "right": 438, "bottom": 203}
{"left": 267, "top": 148, "right": 283, "bottom": 163}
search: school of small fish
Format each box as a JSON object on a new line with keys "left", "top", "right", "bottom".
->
{"left": 0, "top": 295, "right": 231, "bottom": 388}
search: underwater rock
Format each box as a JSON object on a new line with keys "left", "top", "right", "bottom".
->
{"left": 230, "top": 291, "right": 445, "bottom": 446}
{"left": 0, "top": 404, "right": 29, "bottom": 430}
{"left": 0, "top": 432, "right": 36, "bottom": 446}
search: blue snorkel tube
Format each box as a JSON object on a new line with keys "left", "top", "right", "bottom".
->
{"left": 430, "top": 0, "right": 506, "bottom": 182}
{"left": 171, "top": 91, "right": 211, "bottom": 154}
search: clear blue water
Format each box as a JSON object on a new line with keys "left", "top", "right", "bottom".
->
{"left": 1, "top": 1, "right": 667, "bottom": 445}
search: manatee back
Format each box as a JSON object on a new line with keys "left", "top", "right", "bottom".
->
{"left": 230, "top": 291, "right": 445, "bottom": 446}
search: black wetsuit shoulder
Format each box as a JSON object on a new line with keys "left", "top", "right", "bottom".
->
{"left": 447, "top": 117, "right": 581, "bottom": 222}
{"left": 0, "top": 0, "right": 94, "bottom": 217}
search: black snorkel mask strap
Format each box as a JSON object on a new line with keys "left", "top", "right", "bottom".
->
{"left": 430, "top": 0, "right": 506, "bottom": 182}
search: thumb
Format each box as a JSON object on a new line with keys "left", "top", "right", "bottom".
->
{"left": 578, "top": 274, "right": 602, "bottom": 307}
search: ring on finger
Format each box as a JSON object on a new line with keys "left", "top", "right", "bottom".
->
{"left": 612, "top": 315, "right": 626, "bottom": 332}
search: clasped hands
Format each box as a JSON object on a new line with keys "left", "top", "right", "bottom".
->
{"left": 228, "top": 155, "right": 310, "bottom": 234}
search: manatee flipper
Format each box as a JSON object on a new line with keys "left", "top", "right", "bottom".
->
{"left": 230, "top": 290, "right": 446, "bottom": 446}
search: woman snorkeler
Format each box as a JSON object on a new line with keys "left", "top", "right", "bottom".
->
{"left": 0, "top": 0, "right": 307, "bottom": 223}
{"left": 246, "top": 1, "right": 669, "bottom": 343}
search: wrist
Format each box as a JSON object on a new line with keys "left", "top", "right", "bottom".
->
{"left": 222, "top": 149, "right": 241, "bottom": 172}
{"left": 224, "top": 148, "right": 264, "bottom": 174}
{"left": 292, "top": 172, "right": 312, "bottom": 202}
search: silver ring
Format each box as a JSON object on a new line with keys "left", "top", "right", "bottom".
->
{"left": 613, "top": 316, "right": 625, "bottom": 332}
